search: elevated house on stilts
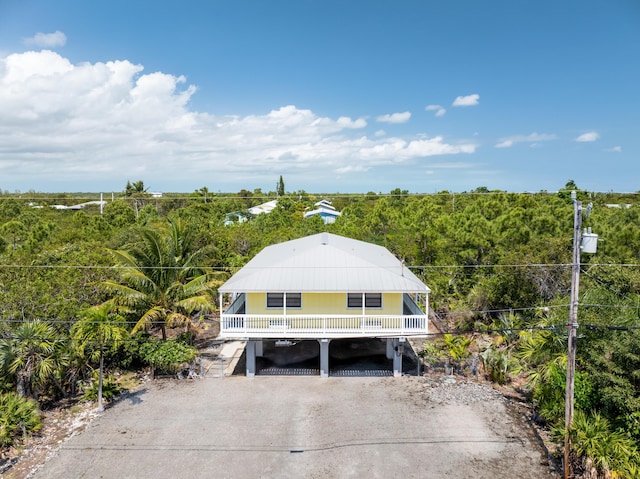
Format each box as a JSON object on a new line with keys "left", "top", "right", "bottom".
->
{"left": 218, "top": 232, "right": 430, "bottom": 377}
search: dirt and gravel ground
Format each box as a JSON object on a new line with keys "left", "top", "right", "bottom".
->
{"left": 19, "top": 374, "right": 559, "bottom": 479}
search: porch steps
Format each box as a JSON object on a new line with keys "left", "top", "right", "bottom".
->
{"left": 219, "top": 340, "right": 246, "bottom": 376}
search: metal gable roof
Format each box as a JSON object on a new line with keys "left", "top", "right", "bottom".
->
{"left": 219, "top": 233, "right": 430, "bottom": 293}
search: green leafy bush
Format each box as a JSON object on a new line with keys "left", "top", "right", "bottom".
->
{"left": 81, "top": 373, "right": 121, "bottom": 404}
{"left": 480, "top": 347, "right": 514, "bottom": 385}
{"left": 139, "top": 340, "right": 197, "bottom": 375}
{"left": 419, "top": 340, "right": 440, "bottom": 368}
{"left": 422, "top": 334, "right": 474, "bottom": 374}
{"left": 111, "top": 332, "right": 148, "bottom": 370}
{"left": 533, "top": 362, "right": 594, "bottom": 424}
{"left": 561, "top": 410, "right": 640, "bottom": 478}
{"left": 0, "top": 392, "right": 42, "bottom": 447}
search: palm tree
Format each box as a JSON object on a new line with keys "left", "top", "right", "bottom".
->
{"left": 439, "top": 333, "right": 473, "bottom": 373}
{"left": 125, "top": 180, "right": 147, "bottom": 196}
{"left": 0, "top": 320, "right": 58, "bottom": 399}
{"left": 102, "top": 218, "right": 221, "bottom": 340}
{"left": 72, "top": 303, "right": 129, "bottom": 412}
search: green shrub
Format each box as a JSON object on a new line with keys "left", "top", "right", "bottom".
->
{"left": 0, "top": 392, "right": 42, "bottom": 447}
{"left": 81, "top": 373, "right": 121, "bottom": 404}
{"left": 111, "top": 332, "right": 148, "bottom": 370}
{"left": 0, "top": 373, "right": 14, "bottom": 395}
{"left": 533, "top": 362, "right": 594, "bottom": 425}
{"left": 139, "top": 340, "right": 197, "bottom": 375}
{"left": 480, "top": 347, "right": 514, "bottom": 385}
{"left": 419, "top": 340, "right": 440, "bottom": 368}
{"left": 563, "top": 410, "right": 640, "bottom": 478}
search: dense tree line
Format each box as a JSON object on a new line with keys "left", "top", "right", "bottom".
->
{"left": 1, "top": 181, "right": 640, "bottom": 475}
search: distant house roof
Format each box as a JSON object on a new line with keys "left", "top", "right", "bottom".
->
{"left": 219, "top": 233, "right": 429, "bottom": 294}
{"left": 224, "top": 200, "right": 277, "bottom": 226}
{"left": 315, "top": 199, "right": 335, "bottom": 210}
{"left": 303, "top": 199, "right": 341, "bottom": 223}
{"left": 45, "top": 201, "right": 107, "bottom": 210}
{"left": 248, "top": 200, "right": 278, "bottom": 215}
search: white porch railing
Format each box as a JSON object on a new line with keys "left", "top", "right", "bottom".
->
{"left": 219, "top": 314, "right": 428, "bottom": 339}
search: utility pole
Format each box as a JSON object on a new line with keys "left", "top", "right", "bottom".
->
{"left": 563, "top": 192, "right": 598, "bottom": 478}
{"left": 565, "top": 191, "right": 582, "bottom": 479}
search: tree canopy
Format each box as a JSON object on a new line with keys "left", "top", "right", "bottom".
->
{"left": 2, "top": 185, "right": 640, "bottom": 474}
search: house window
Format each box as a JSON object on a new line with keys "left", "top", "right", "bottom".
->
{"left": 266, "top": 293, "right": 302, "bottom": 308}
{"left": 267, "top": 293, "right": 283, "bottom": 308}
{"left": 347, "top": 293, "right": 382, "bottom": 308}
{"left": 286, "top": 293, "right": 302, "bottom": 308}
{"left": 365, "top": 293, "right": 382, "bottom": 308}
{"left": 347, "top": 293, "right": 362, "bottom": 308}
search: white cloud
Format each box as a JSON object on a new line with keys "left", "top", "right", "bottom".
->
{"left": 424, "top": 162, "right": 476, "bottom": 169}
{"left": 495, "top": 132, "right": 558, "bottom": 148}
{"left": 0, "top": 50, "right": 478, "bottom": 189}
{"left": 425, "top": 104, "right": 446, "bottom": 117}
{"left": 336, "top": 116, "right": 367, "bottom": 128}
{"left": 575, "top": 131, "right": 600, "bottom": 142}
{"left": 374, "top": 130, "right": 386, "bottom": 137}
{"left": 604, "top": 146, "right": 622, "bottom": 153}
{"left": 452, "top": 94, "right": 479, "bottom": 107}
{"left": 376, "top": 111, "right": 411, "bottom": 124}
{"left": 24, "top": 31, "right": 67, "bottom": 48}
{"left": 335, "top": 165, "right": 369, "bottom": 174}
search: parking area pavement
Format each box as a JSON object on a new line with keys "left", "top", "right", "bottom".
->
{"left": 31, "top": 375, "right": 557, "bottom": 479}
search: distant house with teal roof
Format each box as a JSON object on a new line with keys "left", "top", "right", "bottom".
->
{"left": 224, "top": 200, "right": 279, "bottom": 226}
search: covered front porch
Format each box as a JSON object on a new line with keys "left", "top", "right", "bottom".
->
{"left": 219, "top": 292, "right": 429, "bottom": 340}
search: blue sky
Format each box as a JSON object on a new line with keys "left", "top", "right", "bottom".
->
{"left": 0, "top": 0, "right": 638, "bottom": 194}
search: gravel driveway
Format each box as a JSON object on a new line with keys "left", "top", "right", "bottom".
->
{"left": 30, "top": 376, "right": 558, "bottom": 479}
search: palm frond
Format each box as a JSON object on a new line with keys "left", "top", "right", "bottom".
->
{"left": 102, "top": 280, "right": 149, "bottom": 306}
{"left": 166, "top": 312, "right": 190, "bottom": 329}
{"left": 132, "top": 306, "right": 166, "bottom": 335}
{"left": 176, "top": 295, "right": 216, "bottom": 314}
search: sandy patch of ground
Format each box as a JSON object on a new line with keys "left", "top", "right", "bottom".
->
{"left": 1, "top": 401, "right": 99, "bottom": 479}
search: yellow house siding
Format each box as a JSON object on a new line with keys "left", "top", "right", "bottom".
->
{"left": 246, "top": 292, "right": 266, "bottom": 313}
{"left": 301, "top": 292, "right": 347, "bottom": 314}
{"left": 245, "top": 292, "right": 403, "bottom": 315}
{"left": 374, "top": 293, "right": 402, "bottom": 315}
